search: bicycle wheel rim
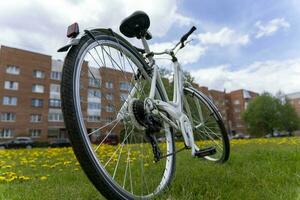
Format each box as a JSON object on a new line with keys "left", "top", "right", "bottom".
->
{"left": 72, "top": 35, "right": 175, "bottom": 199}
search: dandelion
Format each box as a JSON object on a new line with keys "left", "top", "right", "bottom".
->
{"left": 2, "top": 164, "right": 12, "bottom": 169}
{"left": 19, "top": 176, "right": 30, "bottom": 181}
{"left": 63, "top": 161, "right": 71, "bottom": 165}
{"left": 40, "top": 176, "right": 47, "bottom": 181}
{"left": 0, "top": 176, "right": 5, "bottom": 181}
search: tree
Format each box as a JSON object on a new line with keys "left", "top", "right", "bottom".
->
{"left": 279, "top": 101, "right": 300, "bottom": 136}
{"left": 159, "top": 68, "right": 196, "bottom": 100}
{"left": 242, "top": 93, "right": 282, "bottom": 137}
{"left": 183, "top": 71, "right": 195, "bottom": 84}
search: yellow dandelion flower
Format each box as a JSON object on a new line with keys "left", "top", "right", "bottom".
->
{"left": 40, "top": 176, "right": 47, "bottom": 181}
{"left": 19, "top": 176, "right": 30, "bottom": 181}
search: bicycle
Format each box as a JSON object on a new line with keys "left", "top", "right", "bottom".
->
{"left": 58, "top": 10, "right": 230, "bottom": 200}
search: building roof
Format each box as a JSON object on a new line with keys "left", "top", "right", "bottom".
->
{"left": 0, "top": 45, "right": 52, "bottom": 58}
{"left": 285, "top": 92, "right": 300, "bottom": 99}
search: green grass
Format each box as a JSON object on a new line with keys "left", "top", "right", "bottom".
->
{"left": 0, "top": 137, "right": 300, "bottom": 200}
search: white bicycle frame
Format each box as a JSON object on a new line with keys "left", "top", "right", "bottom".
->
{"left": 118, "top": 37, "right": 198, "bottom": 156}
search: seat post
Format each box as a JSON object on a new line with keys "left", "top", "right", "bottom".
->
{"left": 141, "top": 37, "right": 155, "bottom": 65}
{"left": 141, "top": 37, "right": 151, "bottom": 54}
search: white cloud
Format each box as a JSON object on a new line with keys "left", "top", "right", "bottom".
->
{"left": 0, "top": 0, "right": 196, "bottom": 58}
{"left": 197, "top": 27, "right": 250, "bottom": 46}
{"left": 191, "top": 58, "right": 300, "bottom": 94}
{"left": 255, "top": 18, "right": 290, "bottom": 38}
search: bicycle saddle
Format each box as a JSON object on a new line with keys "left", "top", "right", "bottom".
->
{"left": 120, "top": 11, "right": 152, "bottom": 39}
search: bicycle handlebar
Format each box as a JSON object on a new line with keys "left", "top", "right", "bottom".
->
{"left": 180, "top": 26, "right": 196, "bottom": 48}
{"left": 136, "top": 26, "right": 197, "bottom": 57}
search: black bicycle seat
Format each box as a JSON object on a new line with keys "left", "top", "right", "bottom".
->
{"left": 120, "top": 11, "right": 151, "bottom": 39}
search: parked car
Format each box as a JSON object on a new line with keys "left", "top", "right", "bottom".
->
{"left": 0, "top": 137, "right": 34, "bottom": 149}
{"left": 265, "top": 132, "right": 290, "bottom": 138}
{"left": 49, "top": 138, "right": 71, "bottom": 148}
{"left": 230, "top": 134, "right": 247, "bottom": 139}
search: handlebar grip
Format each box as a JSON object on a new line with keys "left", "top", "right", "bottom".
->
{"left": 180, "top": 26, "right": 197, "bottom": 43}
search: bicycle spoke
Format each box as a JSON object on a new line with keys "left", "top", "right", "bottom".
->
{"left": 88, "top": 118, "right": 119, "bottom": 136}
{"left": 94, "top": 120, "right": 121, "bottom": 152}
{"left": 104, "top": 126, "right": 134, "bottom": 168}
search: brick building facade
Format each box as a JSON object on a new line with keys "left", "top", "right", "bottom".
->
{"left": 195, "top": 86, "right": 259, "bottom": 135}
{"left": 0, "top": 45, "right": 259, "bottom": 142}
{"left": 285, "top": 92, "right": 300, "bottom": 135}
{"left": 285, "top": 92, "right": 300, "bottom": 116}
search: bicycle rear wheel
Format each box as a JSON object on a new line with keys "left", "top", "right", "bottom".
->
{"left": 61, "top": 30, "right": 175, "bottom": 199}
{"left": 183, "top": 87, "right": 230, "bottom": 163}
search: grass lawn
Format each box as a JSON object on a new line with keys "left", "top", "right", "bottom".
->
{"left": 0, "top": 137, "right": 299, "bottom": 200}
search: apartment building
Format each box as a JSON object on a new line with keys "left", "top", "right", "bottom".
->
{"left": 195, "top": 85, "right": 259, "bottom": 135}
{"left": 285, "top": 92, "right": 300, "bottom": 135}
{"left": 285, "top": 92, "right": 300, "bottom": 116}
{"left": 225, "top": 90, "right": 258, "bottom": 134}
{"left": 0, "top": 45, "right": 132, "bottom": 142}
{"left": 0, "top": 45, "right": 51, "bottom": 141}
{"left": 0, "top": 45, "right": 259, "bottom": 141}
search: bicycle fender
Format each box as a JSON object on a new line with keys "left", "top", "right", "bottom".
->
{"left": 57, "top": 37, "right": 81, "bottom": 52}
{"left": 57, "top": 28, "right": 126, "bottom": 52}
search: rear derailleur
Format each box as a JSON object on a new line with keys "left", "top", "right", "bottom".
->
{"left": 129, "top": 98, "right": 163, "bottom": 162}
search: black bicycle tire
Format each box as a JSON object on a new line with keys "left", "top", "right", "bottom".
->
{"left": 61, "top": 30, "right": 176, "bottom": 200}
{"left": 183, "top": 87, "right": 230, "bottom": 163}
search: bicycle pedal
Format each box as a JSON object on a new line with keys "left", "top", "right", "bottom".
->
{"left": 194, "top": 147, "right": 216, "bottom": 157}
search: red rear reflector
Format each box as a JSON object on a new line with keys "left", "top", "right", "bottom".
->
{"left": 67, "top": 22, "right": 79, "bottom": 38}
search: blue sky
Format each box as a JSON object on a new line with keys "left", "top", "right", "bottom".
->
{"left": 157, "top": 0, "right": 300, "bottom": 68}
{"left": 0, "top": 0, "right": 299, "bottom": 94}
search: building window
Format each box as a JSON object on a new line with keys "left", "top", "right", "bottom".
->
{"left": 1, "top": 112, "right": 16, "bottom": 122}
{"left": 32, "top": 84, "right": 44, "bottom": 93}
{"left": 89, "top": 78, "right": 101, "bottom": 87}
{"left": 233, "top": 100, "right": 240, "bottom": 105}
{"left": 106, "top": 117, "right": 114, "bottom": 123}
{"left": 120, "top": 93, "right": 129, "bottom": 102}
{"left": 50, "top": 71, "right": 62, "bottom": 80}
{"left": 33, "top": 70, "right": 45, "bottom": 79}
{"left": 106, "top": 93, "right": 113, "bottom": 101}
{"left": 234, "top": 108, "right": 240, "bottom": 113}
{"left": 4, "top": 81, "right": 19, "bottom": 90}
{"left": 0, "top": 129, "right": 13, "bottom": 138}
{"left": 105, "top": 81, "right": 113, "bottom": 89}
{"left": 30, "top": 129, "right": 42, "bottom": 138}
{"left": 88, "top": 102, "right": 101, "bottom": 110}
{"left": 31, "top": 99, "right": 43, "bottom": 107}
{"left": 88, "top": 89, "right": 101, "bottom": 98}
{"left": 50, "top": 84, "right": 60, "bottom": 93}
{"left": 245, "top": 102, "right": 249, "bottom": 109}
{"left": 106, "top": 104, "right": 114, "bottom": 112}
{"left": 48, "top": 113, "right": 64, "bottom": 122}
{"left": 3, "top": 96, "right": 17, "bottom": 106}
{"left": 88, "top": 115, "right": 101, "bottom": 122}
{"left": 6, "top": 65, "right": 20, "bottom": 75}
{"left": 119, "top": 82, "right": 131, "bottom": 91}
{"left": 30, "top": 114, "right": 42, "bottom": 123}
{"left": 236, "top": 123, "right": 243, "bottom": 128}
{"left": 49, "top": 99, "right": 61, "bottom": 108}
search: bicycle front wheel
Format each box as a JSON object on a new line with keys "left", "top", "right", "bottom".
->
{"left": 61, "top": 30, "right": 175, "bottom": 199}
{"left": 183, "top": 87, "right": 230, "bottom": 163}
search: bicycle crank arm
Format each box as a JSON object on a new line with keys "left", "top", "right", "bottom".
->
{"left": 179, "top": 114, "right": 197, "bottom": 156}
